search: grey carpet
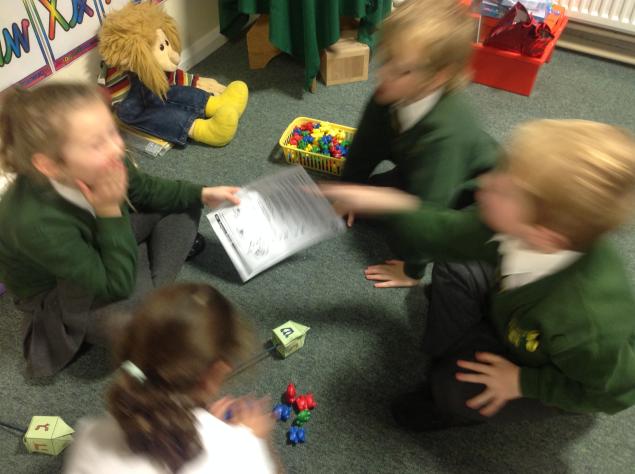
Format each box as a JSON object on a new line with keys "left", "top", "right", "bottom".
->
{"left": 2, "top": 36, "right": 635, "bottom": 473}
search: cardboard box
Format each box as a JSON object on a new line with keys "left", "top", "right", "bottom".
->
{"left": 23, "top": 416, "right": 74, "bottom": 456}
{"left": 272, "top": 321, "right": 310, "bottom": 358}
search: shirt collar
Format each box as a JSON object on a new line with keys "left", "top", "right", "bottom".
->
{"left": 394, "top": 88, "right": 444, "bottom": 133}
{"left": 49, "top": 179, "right": 95, "bottom": 216}
{"left": 0, "top": 174, "right": 14, "bottom": 195}
{"left": 493, "top": 234, "right": 582, "bottom": 290}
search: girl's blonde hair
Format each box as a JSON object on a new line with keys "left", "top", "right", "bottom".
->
{"left": 504, "top": 119, "right": 635, "bottom": 249}
{"left": 380, "top": 0, "right": 475, "bottom": 91}
{"left": 98, "top": 1, "right": 181, "bottom": 99}
{"left": 0, "top": 83, "right": 107, "bottom": 180}
{"left": 107, "top": 283, "right": 253, "bottom": 473}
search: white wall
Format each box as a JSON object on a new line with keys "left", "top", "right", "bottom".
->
{"left": 43, "top": 0, "right": 224, "bottom": 84}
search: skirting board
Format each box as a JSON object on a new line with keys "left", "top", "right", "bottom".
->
{"left": 179, "top": 26, "right": 228, "bottom": 71}
{"left": 557, "top": 21, "right": 635, "bottom": 66}
{"left": 179, "top": 16, "right": 258, "bottom": 71}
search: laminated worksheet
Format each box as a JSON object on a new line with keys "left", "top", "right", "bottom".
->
{"left": 208, "top": 166, "right": 344, "bottom": 281}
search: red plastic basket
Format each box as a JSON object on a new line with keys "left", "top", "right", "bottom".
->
{"left": 470, "top": 14, "right": 569, "bottom": 96}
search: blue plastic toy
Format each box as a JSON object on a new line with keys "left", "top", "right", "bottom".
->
{"left": 272, "top": 403, "right": 292, "bottom": 422}
{"left": 288, "top": 426, "right": 306, "bottom": 445}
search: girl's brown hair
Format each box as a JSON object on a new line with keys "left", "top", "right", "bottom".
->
{"left": 107, "top": 283, "right": 253, "bottom": 473}
{"left": 0, "top": 82, "right": 107, "bottom": 180}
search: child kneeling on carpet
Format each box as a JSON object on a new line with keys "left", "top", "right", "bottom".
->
{"left": 324, "top": 119, "right": 635, "bottom": 429}
{"left": 340, "top": 0, "right": 498, "bottom": 288}
{"left": 0, "top": 83, "right": 239, "bottom": 377}
{"left": 64, "top": 283, "right": 278, "bottom": 473}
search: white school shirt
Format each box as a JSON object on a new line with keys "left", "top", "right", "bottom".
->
{"left": 49, "top": 179, "right": 95, "bottom": 216}
{"left": 494, "top": 235, "right": 582, "bottom": 290}
{"left": 63, "top": 408, "right": 276, "bottom": 474}
{"left": 393, "top": 88, "right": 444, "bottom": 133}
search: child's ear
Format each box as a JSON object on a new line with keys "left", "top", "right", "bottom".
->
{"left": 31, "top": 153, "right": 62, "bottom": 179}
{"left": 200, "top": 359, "right": 233, "bottom": 395}
{"left": 528, "top": 225, "right": 571, "bottom": 252}
{"left": 430, "top": 67, "right": 452, "bottom": 90}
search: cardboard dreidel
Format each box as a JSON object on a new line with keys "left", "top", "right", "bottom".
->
{"left": 23, "top": 416, "right": 74, "bottom": 456}
{"left": 272, "top": 321, "right": 310, "bottom": 358}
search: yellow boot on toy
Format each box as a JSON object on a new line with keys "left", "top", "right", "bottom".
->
{"left": 205, "top": 81, "right": 249, "bottom": 119}
{"left": 189, "top": 107, "right": 238, "bottom": 147}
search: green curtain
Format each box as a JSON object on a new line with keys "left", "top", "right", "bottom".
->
{"left": 219, "top": 0, "right": 392, "bottom": 89}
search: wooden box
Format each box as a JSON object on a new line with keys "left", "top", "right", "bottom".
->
{"left": 339, "top": 16, "right": 359, "bottom": 40}
{"left": 319, "top": 38, "right": 369, "bottom": 86}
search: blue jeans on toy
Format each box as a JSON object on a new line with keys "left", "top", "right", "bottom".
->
{"left": 116, "top": 74, "right": 210, "bottom": 146}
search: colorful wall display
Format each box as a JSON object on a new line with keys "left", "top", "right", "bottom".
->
{"left": 0, "top": 0, "right": 161, "bottom": 92}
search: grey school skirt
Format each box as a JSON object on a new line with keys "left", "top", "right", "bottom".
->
{"left": 16, "top": 269, "right": 143, "bottom": 377}
{"left": 17, "top": 281, "right": 95, "bottom": 377}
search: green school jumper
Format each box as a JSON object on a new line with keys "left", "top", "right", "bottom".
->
{"left": 0, "top": 160, "right": 203, "bottom": 376}
{"left": 342, "top": 92, "right": 499, "bottom": 277}
{"left": 0, "top": 160, "right": 202, "bottom": 301}
{"left": 387, "top": 206, "right": 635, "bottom": 414}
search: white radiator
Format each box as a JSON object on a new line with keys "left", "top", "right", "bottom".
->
{"left": 554, "top": 0, "right": 635, "bottom": 34}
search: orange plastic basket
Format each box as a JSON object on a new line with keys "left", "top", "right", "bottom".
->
{"left": 278, "top": 117, "right": 356, "bottom": 176}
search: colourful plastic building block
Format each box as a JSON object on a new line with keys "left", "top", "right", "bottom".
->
{"left": 288, "top": 426, "right": 306, "bottom": 445}
{"left": 273, "top": 403, "right": 292, "bottom": 422}
{"left": 294, "top": 409, "right": 311, "bottom": 426}
{"left": 284, "top": 383, "right": 297, "bottom": 404}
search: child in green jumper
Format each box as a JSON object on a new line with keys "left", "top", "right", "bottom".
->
{"left": 0, "top": 83, "right": 240, "bottom": 377}
{"left": 341, "top": 0, "right": 498, "bottom": 288}
{"left": 324, "top": 119, "right": 635, "bottom": 429}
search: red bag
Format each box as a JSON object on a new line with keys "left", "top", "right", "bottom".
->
{"left": 483, "top": 2, "right": 554, "bottom": 58}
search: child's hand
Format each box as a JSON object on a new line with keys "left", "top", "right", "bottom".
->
{"left": 364, "top": 260, "right": 419, "bottom": 288}
{"left": 455, "top": 352, "right": 521, "bottom": 417}
{"left": 208, "top": 396, "right": 238, "bottom": 420}
{"left": 330, "top": 200, "right": 356, "bottom": 227}
{"left": 76, "top": 158, "right": 127, "bottom": 217}
{"left": 320, "top": 183, "right": 420, "bottom": 215}
{"left": 227, "top": 396, "right": 274, "bottom": 439}
{"left": 201, "top": 186, "right": 241, "bottom": 208}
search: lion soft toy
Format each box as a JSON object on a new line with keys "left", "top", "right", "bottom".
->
{"left": 98, "top": 1, "right": 248, "bottom": 147}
